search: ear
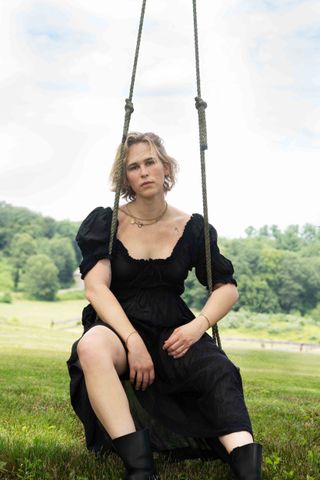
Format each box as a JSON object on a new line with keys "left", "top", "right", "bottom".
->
{"left": 163, "top": 163, "right": 170, "bottom": 176}
{"left": 123, "top": 172, "right": 129, "bottom": 186}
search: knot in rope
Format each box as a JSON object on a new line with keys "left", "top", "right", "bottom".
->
{"left": 125, "top": 98, "right": 134, "bottom": 114}
{"left": 195, "top": 96, "right": 207, "bottom": 111}
{"left": 195, "top": 96, "right": 208, "bottom": 151}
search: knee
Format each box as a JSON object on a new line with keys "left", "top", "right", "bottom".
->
{"left": 219, "top": 356, "right": 239, "bottom": 376}
{"left": 77, "top": 333, "right": 112, "bottom": 369}
{"left": 216, "top": 357, "right": 243, "bottom": 389}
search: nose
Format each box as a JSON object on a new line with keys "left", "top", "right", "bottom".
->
{"left": 140, "top": 165, "right": 149, "bottom": 177}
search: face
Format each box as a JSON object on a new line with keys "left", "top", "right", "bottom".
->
{"left": 125, "top": 142, "right": 169, "bottom": 198}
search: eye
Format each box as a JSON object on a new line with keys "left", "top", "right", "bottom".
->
{"left": 146, "top": 158, "right": 155, "bottom": 165}
{"left": 128, "top": 164, "right": 138, "bottom": 171}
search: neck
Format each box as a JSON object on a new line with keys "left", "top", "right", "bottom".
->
{"left": 129, "top": 195, "right": 167, "bottom": 219}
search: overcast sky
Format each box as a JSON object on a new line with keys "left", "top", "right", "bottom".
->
{"left": 1, "top": 0, "right": 319, "bottom": 237}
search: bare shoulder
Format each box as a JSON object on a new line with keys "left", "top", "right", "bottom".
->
{"left": 166, "top": 205, "right": 192, "bottom": 229}
{"left": 167, "top": 205, "right": 190, "bottom": 219}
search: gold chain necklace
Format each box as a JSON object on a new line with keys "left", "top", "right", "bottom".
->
{"left": 120, "top": 202, "right": 168, "bottom": 228}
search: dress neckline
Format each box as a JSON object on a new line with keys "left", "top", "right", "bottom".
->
{"left": 115, "top": 213, "right": 196, "bottom": 262}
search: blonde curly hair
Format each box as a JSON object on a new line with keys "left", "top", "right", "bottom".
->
{"left": 109, "top": 132, "right": 178, "bottom": 200}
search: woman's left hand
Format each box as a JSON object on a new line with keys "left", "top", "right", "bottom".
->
{"left": 162, "top": 318, "right": 207, "bottom": 359}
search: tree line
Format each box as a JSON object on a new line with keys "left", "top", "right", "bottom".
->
{"left": 0, "top": 201, "right": 319, "bottom": 319}
{"left": 183, "top": 225, "right": 320, "bottom": 319}
{"left": 0, "top": 202, "right": 80, "bottom": 300}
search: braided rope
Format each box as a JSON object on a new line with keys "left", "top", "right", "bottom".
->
{"left": 192, "top": 0, "right": 221, "bottom": 348}
{"left": 108, "top": 0, "right": 147, "bottom": 256}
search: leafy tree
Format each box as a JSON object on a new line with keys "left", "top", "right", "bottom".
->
{"left": 258, "top": 225, "right": 270, "bottom": 237}
{"left": 275, "top": 225, "right": 300, "bottom": 251}
{"left": 235, "top": 274, "right": 280, "bottom": 313}
{"left": 226, "top": 237, "right": 272, "bottom": 278}
{"left": 9, "top": 233, "right": 36, "bottom": 289}
{"left": 2, "top": 202, "right": 320, "bottom": 317}
{"left": 300, "top": 242, "right": 320, "bottom": 257}
{"left": 301, "top": 223, "right": 319, "bottom": 242}
{"left": 277, "top": 253, "right": 320, "bottom": 313}
{"left": 299, "top": 257, "right": 320, "bottom": 312}
{"left": 42, "top": 217, "right": 57, "bottom": 238}
{"left": 308, "top": 303, "right": 320, "bottom": 324}
{"left": 0, "top": 256, "right": 14, "bottom": 291}
{"left": 22, "top": 254, "right": 59, "bottom": 301}
{"left": 0, "top": 291, "right": 12, "bottom": 303}
{"left": 257, "top": 247, "right": 284, "bottom": 289}
{"left": 182, "top": 270, "right": 207, "bottom": 310}
{"left": 55, "top": 220, "right": 78, "bottom": 240}
{"left": 48, "top": 237, "right": 77, "bottom": 287}
{"left": 0, "top": 202, "right": 44, "bottom": 248}
{"left": 270, "top": 224, "right": 281, "bottom": 240}
{"left": 0, "top": 201, "right": 79, "bottom": 249}
{"left": 244, "top": 226, "right": 256, "bottom": 237}
{"left": 35, "top": 237, "right": 51, "bottom": 256}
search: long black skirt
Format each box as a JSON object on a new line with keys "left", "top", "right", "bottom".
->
{"left": 66, "top": 305, "right": 253, "bottom": 462}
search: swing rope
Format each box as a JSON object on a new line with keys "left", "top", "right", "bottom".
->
{"left": 192, "top": 0, "right": 221, "bottom": 347}
{"left": 108, "top": 0, "right": 221, "bottom": 347}
{"left": 108, "top": 0, "right": 147, "bottom": 256}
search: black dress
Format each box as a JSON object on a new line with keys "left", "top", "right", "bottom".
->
{"left": 67, "top": 207, "right": 252, "bottom": 461}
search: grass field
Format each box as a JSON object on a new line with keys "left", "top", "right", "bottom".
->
{"left": 0, "top": 300, "right": 319, "bottom": 479}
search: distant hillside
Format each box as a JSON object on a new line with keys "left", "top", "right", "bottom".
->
{"left": 1, "top": 201, "right": 319, "bottom": 319}
{"left": 0, "top": 201, "right": 80, "bottom": 298}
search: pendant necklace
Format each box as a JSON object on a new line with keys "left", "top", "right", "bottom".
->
{"left": 120, "top": 202, "right": 168, "bottom": 228}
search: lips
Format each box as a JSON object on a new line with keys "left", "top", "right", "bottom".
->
{"left": 140, "top": 181, "right": 153, "bottom": 187}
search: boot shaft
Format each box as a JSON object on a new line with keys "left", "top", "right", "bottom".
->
{"left": 230, "top": 442, "right": 262, "bottom": 480}
{"left": 113, "top": 429, "right": 159, "bottom": 480}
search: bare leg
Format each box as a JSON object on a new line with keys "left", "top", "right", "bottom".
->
{"left": 219, "top": 431, "right": 253, "bottom": 454}
{"left": 77, "top": 325, "right": 136, "bottom": 439}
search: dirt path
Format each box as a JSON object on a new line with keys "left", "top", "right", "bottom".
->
{"left": 222, "top": 336, "right": 320, "bottom": 354}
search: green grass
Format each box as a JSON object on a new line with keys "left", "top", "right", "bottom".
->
{"left": 56, "top": 290, "right": 86, "bottom": 301}
{"left": 0, "top": 300, "right": 319, "bottom": 479}
{"left": 0, "top": 348, "right": 319, "bottom": 479}
{"left": 0, "top": 299, "right": 86, "bottom": 352}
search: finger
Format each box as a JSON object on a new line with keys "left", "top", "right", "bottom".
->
{"left": 167, "top": 340, "right": 185, "bottom": 355}
{"left": 141, "top": 371, "right": 149, "bottom": 391}
{"left": 167, "top": 338, "right": 183, "bottom": 349}
{"left": 171, "top": 344, "right": 188, "bottom": 356}
{"left": 173, "top": 348, "right": 189, "bottom": 359}
{"left": 166, "top": 338, "right": 183, "bottom": 350}
{"left": 149, "top": 368, "right": 155, "bottom": 385}
{"left": 135, "top": 371, "right": 143, "bottom": 390}
{"left": 130, "top": 369, "right": 136, "bottom": 385}
{"left": 163, "top": 337, "right": 177, "bottom": 350}
{"left": 163, "top": 330, "right": 180, "bottom": 349}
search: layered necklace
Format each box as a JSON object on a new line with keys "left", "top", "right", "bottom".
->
{"left": 120, "top": 202, "right": 168, "bottom": 228}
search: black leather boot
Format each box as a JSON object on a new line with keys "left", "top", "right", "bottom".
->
{"left": 230, "top": 442, "right": 262, "bottom": 480}
{"left": 113, "top": 429, "right": 159, "bottom": 480}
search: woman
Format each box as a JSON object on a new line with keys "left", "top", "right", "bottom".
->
{"left": 67, "top": 132, "right": 262, "bottom": 480}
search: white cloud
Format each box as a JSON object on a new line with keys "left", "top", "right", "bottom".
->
{"left": 0, "top": 0, "right": 319, "bottom": 237}
{"left": 221, "top": 0, "right": 320, "bottom": 147}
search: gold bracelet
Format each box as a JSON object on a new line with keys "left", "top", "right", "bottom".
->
{"left": 199, "top": 312, "right": 211, "bottom": 330}
{"left": 125, "top": 330, "right": 138, "bottom": 346}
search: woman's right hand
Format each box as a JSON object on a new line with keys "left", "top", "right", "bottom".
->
{"left": 126, "top": 334, "right": 155, "bottom": 391}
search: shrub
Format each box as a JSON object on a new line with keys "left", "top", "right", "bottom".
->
{"left": 0, "top": 291, "right": 12, "bottom": 303}
{"left": 22, "top": 254, "right": 59, "bottom": 301}
{"left": 56, "top": 290, "right": 85, "bottom": 301}
{"left": 307, "top": 304, "right": 320, "bottom": 324}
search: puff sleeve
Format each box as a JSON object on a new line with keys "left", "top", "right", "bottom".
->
{"left": 76, "top": 207, "right": 113, "bottom": 279}
{"left": 191, "top": 215, "right": 237, "bottom": 288}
